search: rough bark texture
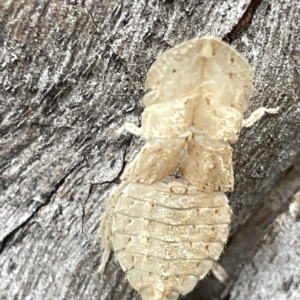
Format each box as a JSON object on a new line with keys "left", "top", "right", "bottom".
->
{"left": 230, "top": 190, "right": 300, "bottom": 300}
{"left": 0, "top": 1, "right": 299, "bottom": 300}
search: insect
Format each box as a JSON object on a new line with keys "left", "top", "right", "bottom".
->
{"left": 99, "top": 37, "right": 279, "bottom": 300}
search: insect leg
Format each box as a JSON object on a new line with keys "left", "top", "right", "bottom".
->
{"left": 242, "top": 106, "right": 280, "bottom": 127}
{"left": 99, "top": 182, "right": 128, "bottom": 273}
{"left": 211, "top": 261, "right": 229, "bottom": 284}
{"left": 116, "top": 122, "right": 142, "bottom": 137}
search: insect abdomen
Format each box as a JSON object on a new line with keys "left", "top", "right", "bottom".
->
{"left": 111, "top": 182, "right": 231, "bottom": 299}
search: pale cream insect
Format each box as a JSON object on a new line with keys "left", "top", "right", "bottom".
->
{"left": 99, "top": 37, "right": 279, "bottom": 300}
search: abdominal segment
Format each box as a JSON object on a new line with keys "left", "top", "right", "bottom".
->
{"left": 111, "top": 182, "right": 231, "bottom": 297}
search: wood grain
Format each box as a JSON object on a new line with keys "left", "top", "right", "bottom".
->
{"left": 0, "top": 0, "right": 299, "bottom": 299}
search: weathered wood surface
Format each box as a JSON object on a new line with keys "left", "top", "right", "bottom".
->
{"left": 0, "top": 1, "right": 299, "bottom": 300}
{"left": 230, "top": 190, "right": 300, "bottom": 300}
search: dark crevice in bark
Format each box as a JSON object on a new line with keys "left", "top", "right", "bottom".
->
{"left": 0, "top": 159, "right": 85, "bottom": 254}
{"left": 81, "top": 183, "right": 95, "bottom": 233}
{"left": 223, "top": 0, "right": 263, "bottom": 43}
{"left": 81, "top": 136, "right": 132, "bottom": 231}
{"left": 83, "top": 7, "right": 100, "bottom": 34}
{"left": 220, "top": 156, "right": 300, "bottom": 299}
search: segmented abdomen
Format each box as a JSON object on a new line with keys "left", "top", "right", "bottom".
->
{"left": 111, "top": 182, "right": 231, "bottom": 300}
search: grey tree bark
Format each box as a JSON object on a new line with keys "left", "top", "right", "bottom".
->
{"left": 230, "top": 190, "right": 300, "bottom": 300}
{"left": 0, "top": 1, "right": 299, "bottom": 300}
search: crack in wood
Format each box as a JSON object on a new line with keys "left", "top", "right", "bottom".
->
{"left": 0, "top": 159, "right": 84, "bottom": 254}
{"left": 223, "top": 0, "right": 263, "bottom": 43}
{"left": 81, "top": 137, "right": 132, "bottom": 232}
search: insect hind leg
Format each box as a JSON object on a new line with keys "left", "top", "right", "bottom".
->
{"left": 242, "top": 106, "right": 279, "bottom": 127}
{"left": 116, "top": 122, "right": 142, "bottom": 137}
{"left": 98, "top": 249, "right": 110, "bottom": 274}
{"left": 99, "top": 182, "right": 129, "bottom": 274}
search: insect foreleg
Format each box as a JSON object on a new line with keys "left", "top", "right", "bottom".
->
{"left": 242, "top": 106, "right": 280, "bottom": 127}
{"left": 116, "top": 122, "right": 142, "bottom": 137}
